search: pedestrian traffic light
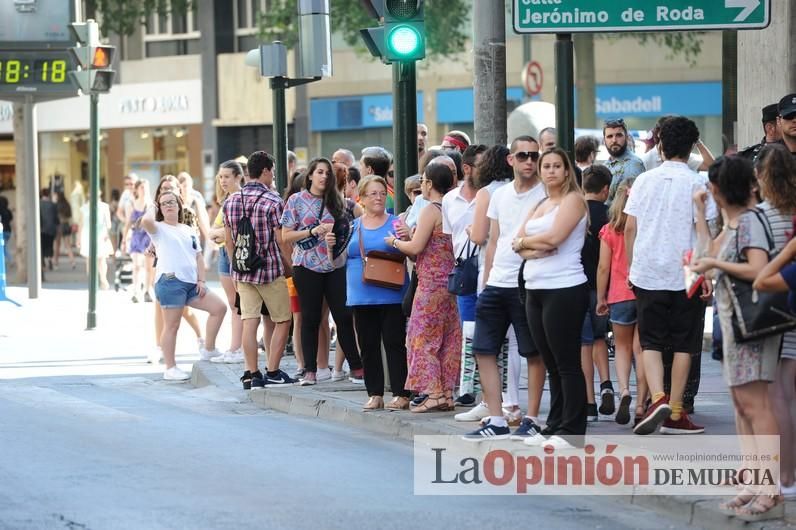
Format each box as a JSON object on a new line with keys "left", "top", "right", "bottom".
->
{"left": 68, "top": 20, "right": 116, "bottom": 94}
{"left": 384, "top": 0, "right": 425, "bottom": 62}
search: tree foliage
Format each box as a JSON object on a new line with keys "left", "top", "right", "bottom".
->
{"left": 602, "top": 32, "right": 705, "bottom": 66}
{"left": 85, "top": 0, "right": 195, "bottom": 37}
{"left": 256, "top": 0, "right": 470, "bottom": 59}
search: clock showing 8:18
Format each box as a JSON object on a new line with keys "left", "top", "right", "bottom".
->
{"left": 0, "top": 50, "right": 77, "bottom": 94}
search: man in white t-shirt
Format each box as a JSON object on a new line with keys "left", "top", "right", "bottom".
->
{"left": 462, "top": 136, "right": 547, "bottom": 443}
{"left": 442, "top": 144, "right": 486, "bottom": 407}
{"left": 641, "top": 116, "right": 715, "bottom": 172}
{"left": 625, "top": 116, "right": 712, "bottom": 436}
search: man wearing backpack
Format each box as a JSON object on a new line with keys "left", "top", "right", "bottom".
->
{"left": 224, "top": 151, "right": 295, "bottom": 388}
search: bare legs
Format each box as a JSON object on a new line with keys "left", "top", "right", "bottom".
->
{"left": 219, "top": 274, "right": 243, "bottom": 352}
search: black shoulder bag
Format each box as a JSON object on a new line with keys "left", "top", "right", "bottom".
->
{"left": 448, "top": 240, "right": 479, "bottom": 295}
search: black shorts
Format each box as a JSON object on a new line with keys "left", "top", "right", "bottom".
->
{"left": 472, "top": 286, "right": 538, "bottom": 357}
{"left": 635, "top": 287, "right": 704, "bottom": 355}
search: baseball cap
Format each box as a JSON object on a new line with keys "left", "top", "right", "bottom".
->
{"left": 761, "top": 104, "right": 779, "bottom": 123}
{"left": 778, "top": 93, "right": 796, "bottom": 118}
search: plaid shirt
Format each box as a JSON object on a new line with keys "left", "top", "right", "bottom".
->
{"left": 223, "top": 182, "right": 284, "bottom": 285}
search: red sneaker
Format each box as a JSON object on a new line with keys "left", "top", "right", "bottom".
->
{"left": 660, "top": 413, "right": 705, "bottom": 434}
{"left": 633, "top": 395, "right": 671, "bottom": 435}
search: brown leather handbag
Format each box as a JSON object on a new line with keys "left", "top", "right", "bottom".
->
{"left": 359, "top": 223, "right": 406, "bottom": 290}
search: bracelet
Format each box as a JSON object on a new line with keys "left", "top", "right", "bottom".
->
{"left": 392, "top": 238, "right": 399, "bottom": 249}
{"left": 309, "top": 227, "right": 314, "bottom": 237}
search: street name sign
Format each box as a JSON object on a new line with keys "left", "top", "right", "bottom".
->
{"left": 513, "top": 0, "right": 770, "bottom": 34}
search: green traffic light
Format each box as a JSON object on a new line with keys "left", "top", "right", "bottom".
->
{"left": 387, "top": 25, "right": 421, "bottom": 57}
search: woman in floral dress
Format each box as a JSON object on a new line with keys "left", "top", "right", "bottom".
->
{"left": 386, "top": 160, "right": 460, "bottom": 412}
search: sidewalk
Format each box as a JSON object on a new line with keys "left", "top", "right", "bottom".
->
{"left": 194, "top": 350, "right": 796, "bottom": 530}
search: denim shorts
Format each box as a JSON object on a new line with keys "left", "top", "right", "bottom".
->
{"left": 155, "top": 275, "right": 199, "bottom": 308}
{"left": 581, "top": 289, "right": 608, "bottom": 345}
{"left": 218, "top": 246, "right": 231, "bottom": 276}
{"left": 609, "top": 299, "right": 637, "bottom": 326}
{"left": 473, "top": 286, "right": 537, "bottom": 358}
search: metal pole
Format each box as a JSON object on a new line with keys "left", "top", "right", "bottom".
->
{"left": 271, "top": 77, "right": 288, "bottom": 194}
{"left": 23, "top": 96, "right": 41, "bottom": 299}
{"left": 555, "top": 34, "right": 575, "bottom": 160}
{"left": 87, "top": 93, "right": 99, "bottom": 330}
{"left": 392, "top": 61, "right": 417, "bottom": 215}
{"left": 522, "top": 35, "right": 532, "bottom": 103}
{"left": 473, "top": 0, "right": 507, "bottom": 146}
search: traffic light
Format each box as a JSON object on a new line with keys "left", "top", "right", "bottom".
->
{"left": 68, "top": 20, "right": 116, "bottom": 94}
{"left": 384, "top": 0, "right": 425, "bottom": 62}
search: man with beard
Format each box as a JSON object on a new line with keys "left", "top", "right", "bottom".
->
{"left": 417, "top": 123, "right": 429, "bottom": 160}
{"left": 604, "top": 118, "right": 645, "bottom": 203}
{"left": 778, "top": 93, "right": 796, "bottom": 159}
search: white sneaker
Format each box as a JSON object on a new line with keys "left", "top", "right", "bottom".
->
{"left": 164, "top": 366, "right": 190, "bottom": 381}
{"left": 455, "top": 402, "right": 491, "bottom": 422}
{"left": 147, "top": 347, "right": 164, "bottom": 365}
{"left": 197, "top": 337, "right": 206, "bottom": 350}
{"left": 199, "top": 347, "right": 222, "bottom": 361}
{"left": 210, "top": 349, "right": 244, "bottom": 364}
{"left": 781, "top": 481, "right": 796, "bottom": 499}
{"left": 316, "top": 367, "right": 332, "bottom": 382}
{"left": 541, "top": 435, "right": 576, "bottom": 451}
{"left": 523, "top": 432, "right": 549, "bottom": 447}
{"left": 331, "top": 369, "right": 348, "bottom": 382}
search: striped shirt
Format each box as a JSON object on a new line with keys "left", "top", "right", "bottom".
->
{"left": 760, "top": 201, "right": 796, "bottom": 357}
{"left": 223, "top": 182, "right": 285, "bottom": 285}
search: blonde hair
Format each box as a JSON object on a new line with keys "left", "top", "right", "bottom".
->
{"left": 608, "top": 179, "right": 633, "bottom": 233}
{"left": 358, "top": 175, "right": 388, "bottom": 198}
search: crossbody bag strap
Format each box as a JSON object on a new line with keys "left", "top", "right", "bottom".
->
{"left": 735, "top": 208, "right": 776, "bottom": 260}
{"left": 358, "top": 220, "right": 366, "bottom": 262}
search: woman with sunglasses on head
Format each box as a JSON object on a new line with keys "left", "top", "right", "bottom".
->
{"left": 141, "top": 189, "right": 227, "bottom": 381}
{"left": 386, "top": 161, "right": 460, "bottom": 412}
{"left": 513, "top": 147, "right": 589, "bottom": 450}
{"left": 281, "top": 157, "right": 364, "bottom": 386}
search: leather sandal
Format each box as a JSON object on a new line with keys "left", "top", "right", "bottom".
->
{"left": 411, "top": 394, "right": 448, "bottom": 413}
{"left": 734, "top": 494, "right": 784, "bottom": 522}
{"left": 718, "top": 488, "right": 756, "bottom": 515}
{"left": 363, "top": 395, "right": 384, "bottom": 411}
{"left": 385, "top": 396, "right": 411, "bottom": 410}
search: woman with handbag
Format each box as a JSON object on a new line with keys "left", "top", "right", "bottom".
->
{"left": 281, "top": 157, "right": 364, "bottom": 386}
{"left": 690, "top": 156, "right": 784, "bottom": 521}
{"left": 347, "top": 175, "right": 411, "bottom": 410}
{"left": 385, "top": 161, "right": 460, "bottom": 412}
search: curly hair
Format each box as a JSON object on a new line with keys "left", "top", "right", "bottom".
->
{"left": 659, "top": 116, "right": 700, "bottom": 161}
{"left": 474, "top": 145, "right": 512, "bottom": 189}
{"left": 755, "top": 143, "right": 796, "bottom": 214}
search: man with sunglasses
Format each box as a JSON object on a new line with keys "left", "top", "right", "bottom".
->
{"left": 463, "top": 136, "right": 546, "bottom": 442}
{"left": 777, "top": 93, "right": 796, "bottom": 159}
{"left": 603, "top": 118, "right": 645, "bottom": 203}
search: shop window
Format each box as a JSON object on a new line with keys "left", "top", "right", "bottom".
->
{"left": 123, "top": 127, "right": 191, "bottom": 184}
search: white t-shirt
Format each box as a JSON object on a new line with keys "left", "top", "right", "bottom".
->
{"left": 486, "top": 180, "right": 546, "bottom": 288}
{"left": 442, "top": 184, "right": 476, "bottom": 259}
{"left": 149, "top": 221, "right": 202, "bottom": 284}
{"left": 641, "top": 147, "right": 702, "bottom": 172}
{"left": 624, "top": 161, "right": 709, "bottom": 291}
{"left": 523, "top": 206, "right": 587, "bottom": 289}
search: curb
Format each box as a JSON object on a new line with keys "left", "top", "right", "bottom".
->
{"left": 192, "top": 361, "right": 796, "bottom": 530}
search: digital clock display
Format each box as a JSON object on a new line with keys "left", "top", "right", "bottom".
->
{"left": 0, "top": 58, "right": 67, "bottom": 84}
{"left": 0, "top": 50, "right": 77, "bottom": 95}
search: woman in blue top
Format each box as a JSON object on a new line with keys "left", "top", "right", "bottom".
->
{"left": 347, "top": 176, "right": 410, "bottom": 411}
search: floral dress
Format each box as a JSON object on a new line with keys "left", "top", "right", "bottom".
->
{"left": 405, "top": 212, "right": 462, "bottom": 394}
{"left": 715, "top": 210, "right": 780, "bottom": 387}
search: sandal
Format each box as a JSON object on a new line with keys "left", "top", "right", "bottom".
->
{"left": 734, "top": 494, "right": 784, "bottom": 522}
{"left": 443, "top": 390, "right": 455, "bottom": 411}
{"left": 718, "top": 489, "right": 756, "bottom": 515}
{"left": 363, "top": 396, "right": 384, "bottom": 411}
{"left": 385, "top": 396, "right": 411, "bottom": 410}
{"left": 411, "top": 394, "right": 448, "bottom": 413}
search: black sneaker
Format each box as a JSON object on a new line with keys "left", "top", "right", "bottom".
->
{"left": 615, "top": 394, "right": 632, "bottom": 425}
{"left": 462, "top": 421, "right": 511, "bottom": 443}
{"left": 454, "top": 393, "right": 476, "bottom": 407}
{"left": 599, "top": 381, "right": 615, "bottom": 415}
{"left": 510, "top": 417, "right": 542, "bottom": 441}
{"left": 240, "top": 370, "right": 253, "bottom": 390}
{"left": 411, "top": 393, "right": 428, "bottom": 407}
{"left": 586, "top": 403, "right": 598, "bottom": 422}
{"left": 249, "top": 370, "right": 266, "bottom": 389}
{"left": 264, "top": 369, "right": 295, "bottom": 385}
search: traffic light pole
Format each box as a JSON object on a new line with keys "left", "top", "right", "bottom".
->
{"left": 22, "top": 95, "right": 42, "bottom": 299}
{"left": 554, "top": 34, "right": 575, "bottom": 160}
{"left": 270, "top": 76, "right": 319, "bottom": 194}
{"left": 86, "top": 92, "right": 99, "bottom": 330}
{"left": 392, "top": 61, "right": 417, "bottom": 215}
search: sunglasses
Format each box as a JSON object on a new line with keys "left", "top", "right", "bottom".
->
{"left": 513, "top": 151, "right": 540, "bottom": 162}
{"left": 410, "top": 189, "right": 422, "bottom": 196}
{"left": 782, "top": 113, "right": 796, "bottom": 121}
{"left": 159, "top": 200, "right": 178, "bottom": 208}
{"left": 604, "top": 118, "right": 626, "bottom": 128}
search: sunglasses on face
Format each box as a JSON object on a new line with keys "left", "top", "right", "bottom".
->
{"left": 159, "top": 200, "right": 178, "bottom": 208}
{"left": 782, "top": 113, "right": 796, "bottom": 121}
{"left": 410, "top": 189, "right": 422, "bottom": 196}
{"left": 513, "top": 151, "right": 540, "bottom": 162}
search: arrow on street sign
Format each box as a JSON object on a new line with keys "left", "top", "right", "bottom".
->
{"left": 726, "top": 0, "right": 760, "bottom": 22}
{"left": 513, "top": 0, "right": 770, "bottom": 34}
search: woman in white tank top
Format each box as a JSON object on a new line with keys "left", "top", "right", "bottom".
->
{"left": 511, "top": 148, "right": 589, "bottom": 449}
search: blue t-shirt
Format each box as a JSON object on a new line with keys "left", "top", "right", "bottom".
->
{"left": 346, "top": 215, "right": 408, "bottom": 306}
{"left": 780, "top": 262, "right": 796, "bottom": 313}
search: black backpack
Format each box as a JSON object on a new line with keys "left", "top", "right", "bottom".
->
{"left": 232, "top": 188, "right": 267, "bottom": 273}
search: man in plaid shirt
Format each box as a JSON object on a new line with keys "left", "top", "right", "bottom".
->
{"left": 224, "top": 150, "right": 294, "bottom": 388}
